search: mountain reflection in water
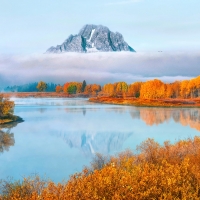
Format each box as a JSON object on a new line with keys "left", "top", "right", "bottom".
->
{"left": 130, "top": 108, "right": 200, "bottom": 131}
{"left": 2, "top": 98, "right": 200, "bottom": 183}
{"left": 61, "top": 131, "right": 133, "bottom": 157}
{"left": 52, "top": 107, "right": 200, "bottom": 156}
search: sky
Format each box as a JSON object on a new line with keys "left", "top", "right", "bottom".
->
{"left": 0, "top": 0, "right": 200, "bottom": 87}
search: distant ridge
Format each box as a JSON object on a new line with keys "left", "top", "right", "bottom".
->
{"left": 46, "top": 24, "right": 135, "bottom": 53}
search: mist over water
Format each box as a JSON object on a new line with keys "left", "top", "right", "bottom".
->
{"left": 0, "top": 98, "right": 200, "bottom": 182}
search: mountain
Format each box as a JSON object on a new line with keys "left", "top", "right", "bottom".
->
{"left": 46, "top": 24, "right": 135, "bottom": 53}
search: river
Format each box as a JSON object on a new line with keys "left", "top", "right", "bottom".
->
{"left": 0, "top": 98, "right": 200, "bottom": 182}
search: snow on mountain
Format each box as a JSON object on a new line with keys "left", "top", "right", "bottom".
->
{"left": 46, "top": 24, "right": 135, "bottom": 53}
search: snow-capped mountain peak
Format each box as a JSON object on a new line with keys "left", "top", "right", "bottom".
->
{"left": 46, "top": 24, "right": 135, "bottom": 53}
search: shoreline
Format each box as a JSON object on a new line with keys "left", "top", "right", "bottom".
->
{"left": 1, "top": 92, "right": 93, "bottom": 98}
{"left": 0, "top": 115, "right": 24, "bottom": 125}
{"left": 89, "top": 96, "right": 200, "bottom": 108}
{"left": 2, "top": 92, "right": 200, "bottom": 108}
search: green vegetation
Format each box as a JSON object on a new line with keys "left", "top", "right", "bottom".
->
{"left": 4, "top": 82, "right": 57, "bottom": 92}
{"left": 1, "top": 136, "right": 200, "bottom": 199}
{"left": 81, "top": 80, "right": 86, "bottom": 92}
{"left": 67, "top": 84, "right": 77, "bottom": 94}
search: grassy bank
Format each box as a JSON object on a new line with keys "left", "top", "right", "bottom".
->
{"left": 1, "top": 136, "right": 200, "bottom": 199}
{"left": 89, "top": 96, "right": 200, "bottom": 107}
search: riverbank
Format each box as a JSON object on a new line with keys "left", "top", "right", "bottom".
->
{"left": 0, "top": 114, "right": 24, "bottom": 125}
{"left": 89, "top": 96, "right": 200, "bottom": 107}
{"left": 0, "top": 95, "right": 24, "bottom": 125}
{"left": 3, "top": 93, "right": 200, "bottom": 107}
{"left": 1, "top": 92, "right": 92, "bottom": 98}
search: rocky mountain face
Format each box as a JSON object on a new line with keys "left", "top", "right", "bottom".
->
{"left": 46, "top": 24, "right": 135, "bottom": 53}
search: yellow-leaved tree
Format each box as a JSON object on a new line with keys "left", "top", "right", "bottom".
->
{"left": 36, "top": 81, "right": 47, "bottom": 92}
{"left": 140, "top": 79, "right": 166, "bottom": 99}
{"left": 0, "top": 95, "right": 14, "bottom": 118}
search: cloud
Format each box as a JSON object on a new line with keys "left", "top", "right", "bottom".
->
{"left": 0, "top": 52, "right": 199, "bottom": 89}
{"left": 105, "top": 0, "right": 142, "bottom": 6}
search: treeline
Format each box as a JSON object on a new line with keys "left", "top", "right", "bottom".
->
{"left": 103, "top": 75, "right": 200, "bottom": 99}
{"left": 3, "top": 75, "right": 200, "bottom": 99}
{"left": 3, "top": 80, "right": 101, "bottom": 95}
{"left": 4, "top": 82, "right": 57, "bottom": 92}
{"left": 50, "top": 75, "right": 200, "bottom": 98}
{"left": 1, "top": 136, "right": 200, "bottom": 199}
{"left": 56, "top": 80, "right": 101, "bottom": 95}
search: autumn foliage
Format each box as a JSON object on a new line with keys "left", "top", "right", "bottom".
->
{"left": 0, "top": 95, "right": 16, "bottom": 124}
{"left": 101, "top": 75, "right": 200, "bottom": 99}
{"left": 84, "top": 84, "right": 101, "bottom": 95}
{"left": 103, "top": 82, "right": 128, "bottom": 97}
{"left": 130, "top": 107, "right": 200, "bottom": 131}
{"left": 55, "top": 85, "right": 63, "bottom": 93}
{"left": 36, "top": 81, "right": 47, "bottom": 92}
{"left": 128, "top": 82, "right": 142, "bottom": 98}
{"left": 0, "top": 129, "right": 14, "bottom": 153}
{"left": 32, "top": 75, "right": 200, "bottom": 99}
{"left": 1, "top": 136, "right": 200, "bottom": 199}
{"left": 0, "top": 95, "right": 14, "bottom": 118}
{"left": 62, "top": 81, "right": 101, "bottom": 95}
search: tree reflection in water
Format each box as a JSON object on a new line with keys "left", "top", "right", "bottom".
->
{"left": 130, "top": 108, "right": 200, "bottom": 131}
{"left": 0, "top": 122, "right": 20, "bottom": 153}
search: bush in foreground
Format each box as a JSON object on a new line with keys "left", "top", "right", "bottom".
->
{"left": 1, "top": 137, "right": 200, "bottom": 199}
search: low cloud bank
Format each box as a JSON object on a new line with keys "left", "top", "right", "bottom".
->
{"left": 0, "top": 52, "right": 199, "bottom": 88}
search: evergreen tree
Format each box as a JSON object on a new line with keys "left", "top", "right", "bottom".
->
{"left": 82, "top": 80, "right": 86, "bottom": 92}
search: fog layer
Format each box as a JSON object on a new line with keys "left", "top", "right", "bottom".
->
{"left": 0, "top": 52, "right": 199, "bottom": 87}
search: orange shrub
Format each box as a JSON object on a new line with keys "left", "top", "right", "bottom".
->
{"left": 1, "top": 137, "right": 200, "bottom": 199}
{"left": 55, "top": 85, "right": 63, "bottom": 93}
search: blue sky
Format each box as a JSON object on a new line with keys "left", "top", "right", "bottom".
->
{"left": 1, "top": 0, "right": 200, "bottom": 54}
{"left": 0, "top": 0, "right": 200, "bottom": 87}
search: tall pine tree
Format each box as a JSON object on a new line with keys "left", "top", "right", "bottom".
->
{"left": 82, "top": 80, "right": 86, "bottom": 92}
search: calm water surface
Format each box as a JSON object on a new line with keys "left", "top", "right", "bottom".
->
{"left": 1, "top": 98, "right": 200, "bottom": 182}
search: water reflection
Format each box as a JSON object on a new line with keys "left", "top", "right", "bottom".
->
{"left": 2, "top": 98, "right": 200, "bottom": 183}
{"left": 11, "top": 98, "right": 95, "bottom": 107}
{"left": 130, "top": 107, "right": 200, "bottom": 131}
{"left": 39, "top": 108, "right": 47, "bottom": 113}
{"left": 83, "top": 108, "right": 86, "bottom": 116}
{"left": 62, "top": 131, "right": 133, "bottom": 156}
{"left": 0, "top": 122, "right": 20, "bottom": 153}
